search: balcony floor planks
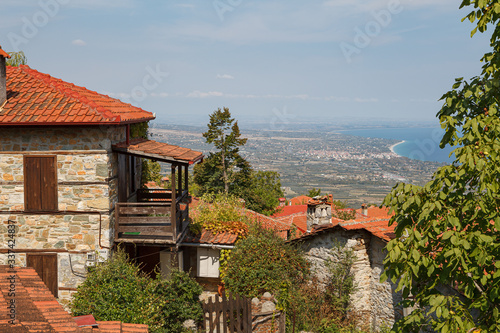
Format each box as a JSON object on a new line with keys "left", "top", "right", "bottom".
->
{"left": 118, "top": 226, "right": 173, "bottom": 236}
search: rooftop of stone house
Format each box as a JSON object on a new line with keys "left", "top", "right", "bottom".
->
{"left": 0, "top": 65, "right": 155, "bottom": 125}
{"left": 0, "top": 266, "right": 149, "bottom": 332}
{"left": 188, "top": 198, "right": 293, "bottom": 244}
{"left": 292, "top": 215, "right": 396, "bottom": 243}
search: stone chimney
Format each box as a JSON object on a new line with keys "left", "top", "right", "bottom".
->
{"left": 361, "top": 203, "right": 368, "bottom": 216}
{"left": 0, "top": 45, "right": 10, "bottom": 107}
{"left": 306, "top": 195, "right": 332, "bottom": 232}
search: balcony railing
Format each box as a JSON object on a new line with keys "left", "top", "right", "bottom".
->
{"left": 114, "top": 189, "right": 190, "bottom": 244}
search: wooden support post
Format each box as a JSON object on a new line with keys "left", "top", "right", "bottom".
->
{"left": 171, "top": 165, "right": 176, "bottom": 238}
{"left": 184, "top": 164, "right": 189, "bottom": 194}
{"left": 177, "top": 163, "right": 182, "bottom": 197}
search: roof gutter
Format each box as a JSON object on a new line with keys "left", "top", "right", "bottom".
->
{"left": 181, "top": 243, "right": 235, "bottom": 249}
{"left": 0, "top": 117, "right": 155, "bottom": 127}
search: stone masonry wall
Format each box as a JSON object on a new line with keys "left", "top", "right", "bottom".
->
{"left": 0, "top": 125, "right": 126, "bottom": 307}
{"left": 251, "top": 292, "right": 285, "bottom": 333}
{"left": 301, "top": 230, "right": 400, "bottom": 332}
{"left": 369, "top": 236, "right": 403, "bottom": 329}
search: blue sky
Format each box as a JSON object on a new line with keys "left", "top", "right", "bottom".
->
{"left": 0, "top": 0, "right": 491, "bottom": 127}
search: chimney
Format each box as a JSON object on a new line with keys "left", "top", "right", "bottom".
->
{"left": 0, "top": 45, "right": 10, "bottom": 107}
{"left": 361, "top": 203, "right": 368, "bottom": 216}
{"left": 306, "top": 196, "right": 332, "bottom": 232}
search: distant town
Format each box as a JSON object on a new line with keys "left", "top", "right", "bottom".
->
{"left": 150, "top": 123, "right": 443, "bottom": 208}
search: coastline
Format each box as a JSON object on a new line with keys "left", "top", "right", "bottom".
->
{"left": 389, "top": 140, "right": 405, "bottom": 155}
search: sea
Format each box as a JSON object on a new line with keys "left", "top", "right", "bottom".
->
{"left": 337, "top": 127, "right": 456, "bottom": 163}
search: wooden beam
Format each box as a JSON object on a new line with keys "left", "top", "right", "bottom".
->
{"left": 171, "top": 164, "right": 176, "bottom": 238}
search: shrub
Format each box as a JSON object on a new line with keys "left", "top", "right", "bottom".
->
{"left": 190, "top": 192, "right": 249, "bottom": 236}
{"left": 222, "top": 224, "right": 309, "bottom": 298}
{"left": 71, "top": 248, "right": 202, "bottom": 332}
{"left": 284, "top": 242, "right": 357, "bottom": 332}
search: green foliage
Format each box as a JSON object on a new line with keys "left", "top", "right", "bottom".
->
{"left": 308, "top": 188, "right": 322, "bottom": 197}
{"left": 130, "top": 121, "right": 150, "bottom": 139}
{"left": 222, "top": 224, "right": 309, "bottom": 298}
{"left": 284, "top": 243, "right": 357, "bottom": 332}
{"left": 71, "top": 249, "right": 203, "bottom": 332}
{"left": 6, "top": 51, "right": 27, "bottom": 66}
{"left": 200, "top": 107, "right": 248, "bottom": 194}
{"left": 194, "top": 109, "right": 283, "bottom": 215}
{"left": 331, "top": 200, "right": 356, "bottom": 221}
{"left": 190, "top": 192, "right": 249, "bottom": 236}
{"left": 141, "top": 159, "right": 162, "bottom": 186}
{"left": 238, "top": 170, "right": 284, "bottom": 216}
{"left": 382, "top": 1, "right": 500, "bottom": 332}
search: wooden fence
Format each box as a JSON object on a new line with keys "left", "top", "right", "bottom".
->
{"left": 202, "top": 292, "right": 252, "bottom": 333}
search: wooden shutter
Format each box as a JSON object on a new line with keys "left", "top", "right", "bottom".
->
{"left": 27, "top": 254, "right": 58, "bottom": 298}
{"left": 24, "top": 156, "right": 58, "bottom": 211}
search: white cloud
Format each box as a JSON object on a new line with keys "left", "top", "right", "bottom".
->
{"left": 71, "top": 39, "right": 87, "bottom": 46}
{"left": 150, "top": 92, "right": 169, "bottom": 97}
{"left": 216, "top": 74, "right": 234, "bottom": 79}
{"left": 186, "top": 90, "right": 224, "bottom": 98}
{"left": 175, "top": 3, "right": 195, "bottom": 8}
{"left": 67, "top": 0, "right": 136, "bottom": 9}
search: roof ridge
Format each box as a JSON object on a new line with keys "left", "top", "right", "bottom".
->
{"left": 19, "top": 65, "right": 122, "bottom": 122}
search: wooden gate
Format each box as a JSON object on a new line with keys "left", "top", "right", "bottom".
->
{"left": 202, "top": 292, "right": 252, "bottom": 333}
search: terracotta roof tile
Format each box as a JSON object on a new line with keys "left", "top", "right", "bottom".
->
{"left": 289, "top": 195, "right": 311, "bottom": 206}
{"left": 0, "top": 266, "right": 149, "bottom": 332}
{"left": 113, "top": 138, "right": 203, "bottom": 164}
{"left": 0, "top": 47, "right": 10, "bottom": 58}
{"left": 1, "top": 65, "right": 155, "bottom": 125}
{"left": 290, "top": 215, "right": 396, "bottom": 243}
{"left": 272, "top": 204, "right": 307, "bottom": 217}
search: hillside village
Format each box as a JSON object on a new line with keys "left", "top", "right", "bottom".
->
{"left": 1, "top": 3, "right": 500, "bottom": 327}
{"left": 0, "top": 44, "right": 405, "bottom": 332}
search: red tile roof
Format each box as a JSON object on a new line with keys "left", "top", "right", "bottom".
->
{"left": 276, "top": 212, "right": 308, "bottom": 234}
{"left": 272, "top": 204, "right": 307, "bottom": 217}
{"left": 186, "top": 201, "right": 292, "bottom": 245}
{"left": 113, "top": 138, "right": 204, "bottom": 164}
{"left": 289, "top": 195, "right": 311, "bottom": 206}
{"left": 355, "top": 206, "right": 393, "bottom": 218}
{"left": 341, "top": 218, "right": 396, "bottom": 242}
{"left": 0, "top": 47, "right": 10, "bottom": 59}
{"left": 0, "top": 266, "right": 149, "bottom": 332}
{"left": 183, "top": 228, "right": 239, "bottom": 246}
{"left": 291, "top": 217, "right": 396, "bottom": 243}
{"left": 1, "top": 65, "right": 155, "bottom": 126}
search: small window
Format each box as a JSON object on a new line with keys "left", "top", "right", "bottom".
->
{"left": 24, "top": 156, "right": 58, "bottom": 211}
{"left": 197, "top": 248, "right": 220, "bottom": 278}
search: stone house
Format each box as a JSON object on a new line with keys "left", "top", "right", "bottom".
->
{"left": 290, "top": 201, "right": 402, "bottom": 332}
{"left": 0, "top": 47, "right": 203, "bottom": 306}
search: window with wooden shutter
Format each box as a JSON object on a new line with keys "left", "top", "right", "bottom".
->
{"left": 24, "top": 156, "right": 58, "bottom": 211}
{"left": 26, "top": 253, "right": 58, "bottom": 298}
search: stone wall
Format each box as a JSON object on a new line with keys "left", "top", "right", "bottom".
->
{"left": 251, "top": 293, "right": 285, "bottom": 333}
{"left": 301, "top": 229, "right": 401, "bottom": 332}
{"left": 0, "top": 125, "right": 126, "bottom": 307}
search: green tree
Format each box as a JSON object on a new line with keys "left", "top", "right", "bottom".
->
{"left": 71, "top": 249, "right": 202, "bottom": 332}
{"left": 239, "top": 170, "right": 284, "bottom": 216}
{"left": 222, "top": 224, "right": 309, "bottom": 298}
{"left": 200, "top": 107, "right": 248, "bottom": 194}
{"left": 6, "top": 51, "right": 27, "bottom": 66}
{"left": 308, "top": 188, "right": 321, "bottom": 197}
{"left": 382, "top": 1, "right": 500, "bottom": 332}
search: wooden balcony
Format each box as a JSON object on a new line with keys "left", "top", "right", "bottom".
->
{"left": 114, "top": 189, "right": 190, "bottom": 245}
